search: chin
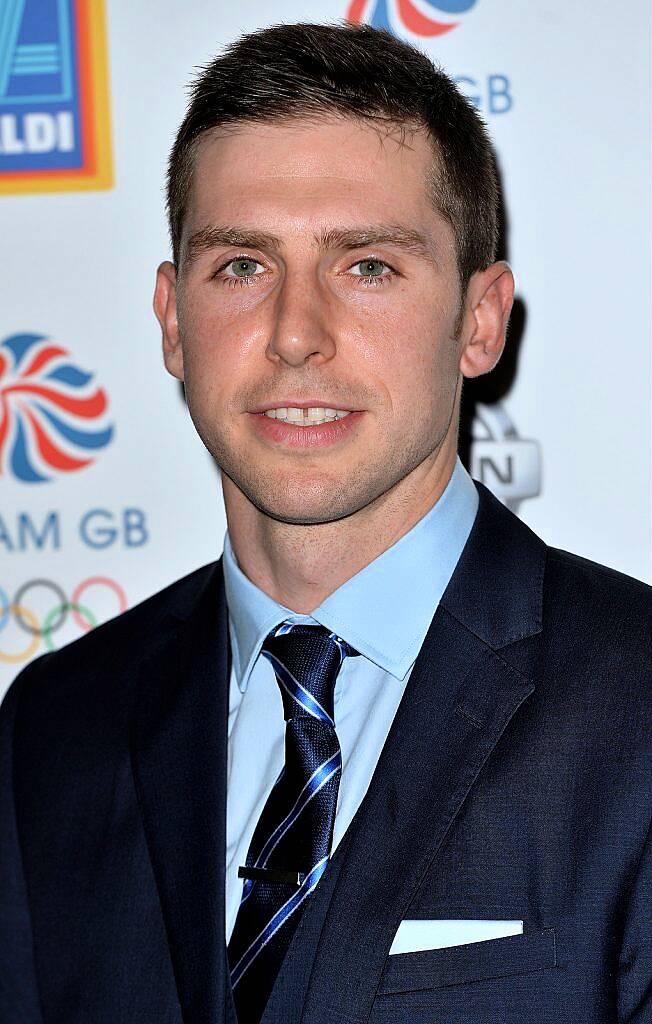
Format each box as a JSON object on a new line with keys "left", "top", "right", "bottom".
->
{"left": 239, "top": 476, "right": 365, "bottom": 524}
{"left": 221, "top": 456, "right": 390, "bottom": 525}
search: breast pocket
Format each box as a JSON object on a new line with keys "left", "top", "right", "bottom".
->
{"left": 378, "top": 928, "right": 557, "bottom": 994}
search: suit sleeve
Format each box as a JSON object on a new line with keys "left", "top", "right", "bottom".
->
{"left": 0, "top": 671, "right": 44, "bottom": 1023}
{"left": 617, "top": 816, "right": 652, "bottom": 1022}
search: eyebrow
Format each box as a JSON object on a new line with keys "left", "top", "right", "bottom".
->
{"left": 182, "top": 223, "right": 436, "bottom": 267}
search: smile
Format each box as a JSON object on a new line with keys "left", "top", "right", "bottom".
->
{"left": 263, "top": 407, "right": 351, "bottom": 426}
{"left": 249, "top": 408, "right": 363, "bottom": 448}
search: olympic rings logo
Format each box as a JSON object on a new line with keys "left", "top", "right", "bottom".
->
{"left": 0, "top": 577, "right": 128, "bottom": 664}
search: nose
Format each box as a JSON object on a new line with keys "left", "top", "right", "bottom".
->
{"left": 266, "top": 270, "right": 336, "bottom": 368}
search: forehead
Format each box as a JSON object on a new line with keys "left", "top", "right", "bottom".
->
{"left": 186, "top": 116, "right": 445, "bottom": 236}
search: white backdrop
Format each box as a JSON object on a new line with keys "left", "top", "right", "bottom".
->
{"left": 1, "top": 0, "right": 650, "bottom": 698}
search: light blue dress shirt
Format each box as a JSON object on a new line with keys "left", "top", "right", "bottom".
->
{"left": 222, "top": 457, "right": 479, "bottom": 941}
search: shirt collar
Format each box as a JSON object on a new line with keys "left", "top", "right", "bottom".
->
{"left": 222, "top": 457, "right": 478, "bottom": 691}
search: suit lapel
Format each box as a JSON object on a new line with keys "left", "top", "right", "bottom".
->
{"left": 301, "top": 484, "right": 547, "bottom": 1024}
{"left": 130, "top": 560, "right": 231, "bottom": 1024}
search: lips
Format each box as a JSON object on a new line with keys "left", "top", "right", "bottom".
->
{"left": 248, "top": 409, "right": 364, "bottom": 448}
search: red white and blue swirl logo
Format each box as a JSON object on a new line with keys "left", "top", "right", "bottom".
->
{"left": 0, "top": 333, "right": 114, "bottom": 484}
{"left": 346, "top": 0, "right": 478, "bottom": 36}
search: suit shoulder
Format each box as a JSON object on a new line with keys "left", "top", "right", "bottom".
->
{"left": 541, "top": 545, "right": 650, "bottom": 685}
{"left": 2, "top": 559, "right": 220, "bottom": 711}
{"left": 546, "top": 545, "right": 651, "bottom": 613}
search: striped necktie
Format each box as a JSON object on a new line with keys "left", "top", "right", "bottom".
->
{"left": 227, "top": 621, "right": 360, "bottom": 1024}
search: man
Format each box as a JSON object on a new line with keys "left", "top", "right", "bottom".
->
{"left": 1, "top": 20, "right": 650, "bottom": 1024}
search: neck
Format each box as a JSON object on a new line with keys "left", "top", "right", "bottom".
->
{"left": 223, "top": 439, "right": 458, "bottom": 615}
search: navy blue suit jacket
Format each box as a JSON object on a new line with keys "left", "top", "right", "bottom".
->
{"left": 1, "top": 483, "right": 651, "bottom": 1023}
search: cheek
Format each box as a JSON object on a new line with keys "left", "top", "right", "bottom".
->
{"left": 178, "top": 305, "right": 258, "bottom": 410}
{"left": 362, "top": 303, "right": 459, "bottom": 408}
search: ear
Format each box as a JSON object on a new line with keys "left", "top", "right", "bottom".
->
{"left": 153, "top": 260, "right": 184, "bottom": 380}
{"left": 458, "top": 261, "right": 515, "bottom": 378}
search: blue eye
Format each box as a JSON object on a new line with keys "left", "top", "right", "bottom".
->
{"left": 227, "top": 257, "right": 263, "bottom": 278}
{"left": 212, "top": 255, "right": 266, "bottom": 288}
{"left": 353, "top": 259, "right": 385, "bottom": 276}
{"left": 350, "top": 259, "right": 394, "bottom": 286}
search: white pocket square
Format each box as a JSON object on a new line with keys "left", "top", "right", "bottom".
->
{"left": 389, "top": 919, "right": 523, "bottom": 954}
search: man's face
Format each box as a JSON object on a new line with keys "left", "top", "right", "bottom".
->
{"left": 159, "top": 116, "right": 469, "bottom": 525}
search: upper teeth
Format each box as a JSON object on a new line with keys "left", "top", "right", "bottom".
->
{"left": 264, "top": 407, "right": 351, "bottom": 425}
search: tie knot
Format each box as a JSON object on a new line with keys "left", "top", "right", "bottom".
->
{"left": 261, "top": 622, "right": 359, "bottom": 723}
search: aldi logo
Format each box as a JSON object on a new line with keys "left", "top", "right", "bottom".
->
{"left": 0, "top": 0, "right": 112, "bottom": 194}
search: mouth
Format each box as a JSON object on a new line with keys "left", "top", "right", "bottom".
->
{"left": 248, "top": 406, "right": 364, "bottom": 448}
{"left": 255, "top": 405, "right": 356, "bottom": 425}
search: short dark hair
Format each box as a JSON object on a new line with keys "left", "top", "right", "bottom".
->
{"left": 167, "top": 20, "right": 498, "bottom": 290}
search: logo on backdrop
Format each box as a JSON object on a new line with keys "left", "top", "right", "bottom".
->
{"left": 346, "top": 0, "right": 478, "bottom": 37}
{"left": 0, "top": 575, "right": 128, "bottom": 663}
{"left": 470, "top": 403, "right": 542, "bottom": 514}
{"left": 0, "top": 333, "right": 114, "bottom": 483}
{"left": 0, "top": 0, "right": 112, "bottom": 194}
